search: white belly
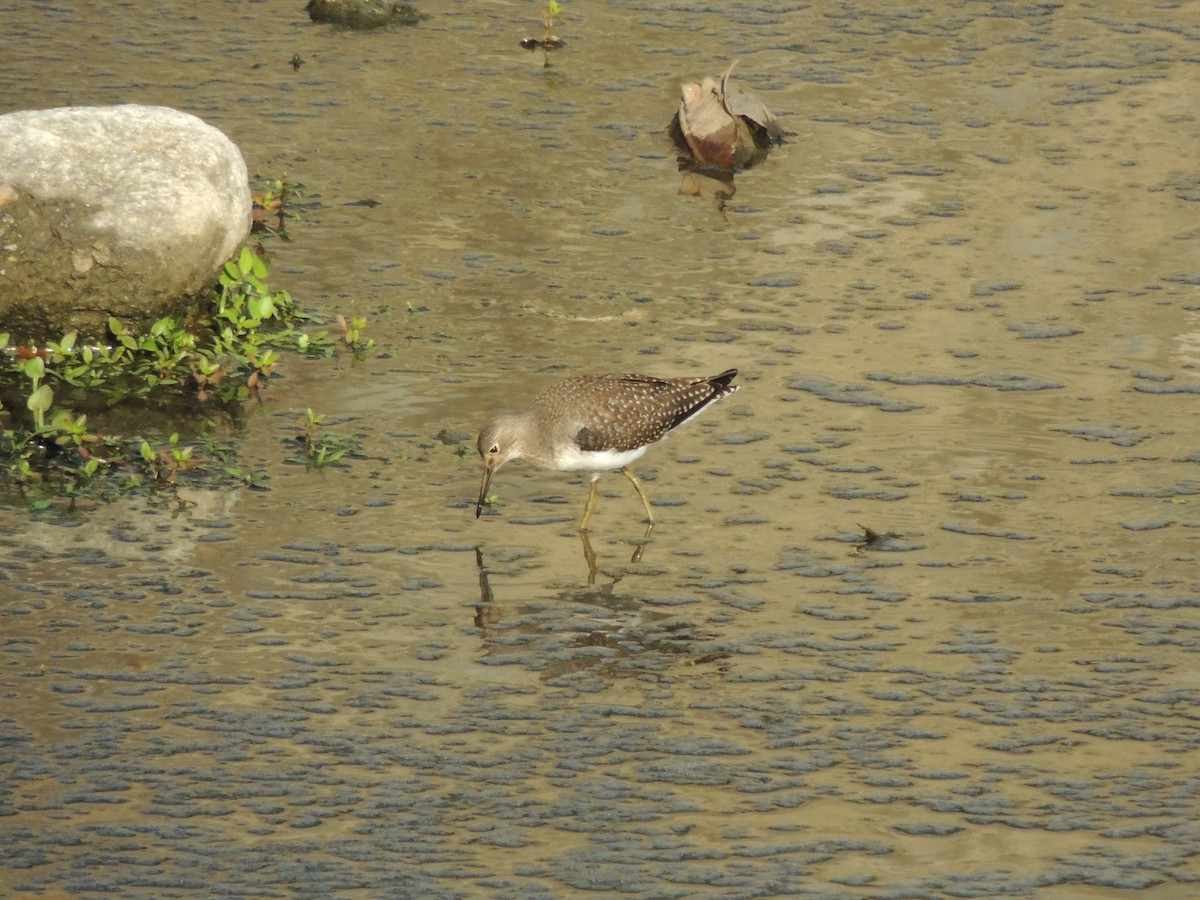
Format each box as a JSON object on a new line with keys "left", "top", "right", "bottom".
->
{"left": 551, "top": 445, "right": 649, "bottom": 473}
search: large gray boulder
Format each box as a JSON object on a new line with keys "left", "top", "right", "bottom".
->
{"left": 0, "top": 104, "right": 251, "bottom": 344}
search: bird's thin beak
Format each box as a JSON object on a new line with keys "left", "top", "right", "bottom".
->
{"left": 476, "top": 462, "right": 495, "bottom": 518}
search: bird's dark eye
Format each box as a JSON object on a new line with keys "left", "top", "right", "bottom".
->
{"left": 489, "top": 444, "right": 500, "bottom": 454}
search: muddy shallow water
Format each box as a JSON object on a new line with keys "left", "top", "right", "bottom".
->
{"left": 2, "top": 1, "right": 1199, "bottom": 896}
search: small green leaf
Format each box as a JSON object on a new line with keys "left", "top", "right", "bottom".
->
{"left": 248, "top": 294, "right": 273, "bottom": 320}
{"left": 22, "top": 356, "right": 45, "bottom": 380}
{"left": 27, "top": 384, "right": 53, "bottom": 414}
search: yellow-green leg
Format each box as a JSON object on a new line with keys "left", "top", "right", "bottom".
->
{"left": 580, "top": 475, "right": 600, "bottom": 531}
{"left": 620, "top": 466, "right": 655, "bottom": 525}
{"left": 578, "top": 530, "right": 598, "bottom": 583}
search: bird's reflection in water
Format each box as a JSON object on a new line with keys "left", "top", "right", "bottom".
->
{"left": 472, "top": 546, "right": 497, "bottom": 628}
{"left": 473, "top": 540, "right": 631, "bottom": 644}
{"left": 579, "top": 523, "right": 653, "bottom": 584}
{"left": 472, "top": 540, "right": 727, "bottom": 679}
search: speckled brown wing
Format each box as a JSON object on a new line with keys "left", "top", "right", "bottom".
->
{"left": 534, "top": 371, "right": 738, "bottom": 454}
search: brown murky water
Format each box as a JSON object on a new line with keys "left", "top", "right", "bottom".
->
{"left": 2, "top": 1, "right": 1198, "bottom": 896}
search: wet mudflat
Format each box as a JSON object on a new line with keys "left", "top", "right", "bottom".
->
{"left": 2, "top": 1, "right": 1198, "bottom": 896}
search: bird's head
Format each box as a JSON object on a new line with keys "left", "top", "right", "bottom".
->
{"left": 475, "top": 416, "right": 526, "bottom": 517}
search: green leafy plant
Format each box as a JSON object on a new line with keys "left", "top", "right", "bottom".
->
{"left": 139, "top": 432, "right": 196, "bottom": 485}
{"left": 294, "top": 408, "right": 356, "bottom": 468}
{"left": 543, "top": 0, "right": 562, "bottom": 35}
{"left": 252, "top": 174, "right": 305, "bottom": 239}
{"left": 521, "top": 0, "right": 565, "bottom": 65}
{"left": 0, "top": 244, "right": 373, "bottom": 503}
{"left": 335, "top": 312, "right": 375, "bottom": 357}
{"left": 22, "top": 353, "right": 52, "bottom": 434}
